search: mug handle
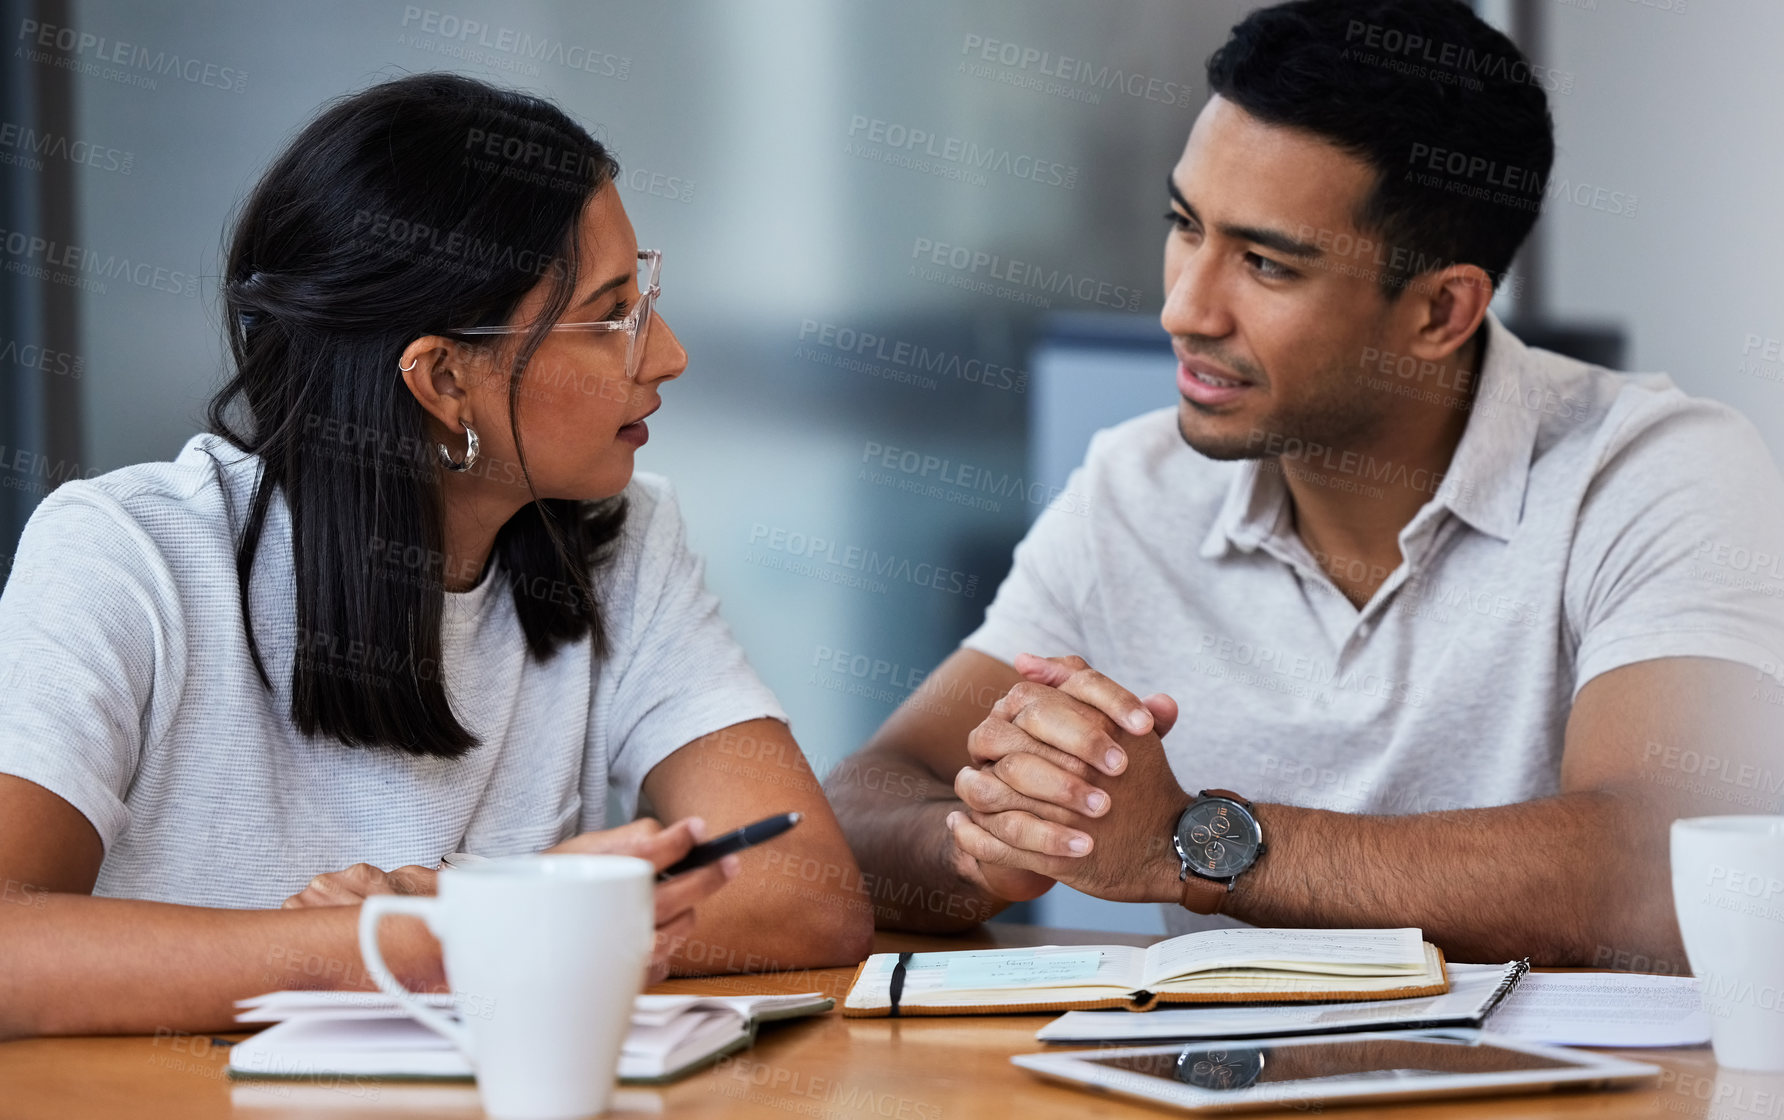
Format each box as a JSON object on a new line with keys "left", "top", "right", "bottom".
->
{"left": 358, "top": 895, "right": 472, "bottom": 1054}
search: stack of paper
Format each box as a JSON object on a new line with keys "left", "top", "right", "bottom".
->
{"left": 229, "top": 990, "right": 832, "bottom": 1084}
{"left": 1037, "top": 964, "right": 1710, "bottom": 1049}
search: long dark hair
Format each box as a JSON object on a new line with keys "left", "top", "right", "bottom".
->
{"left": 210, "top": 72, "right": 626, "bottom": 758}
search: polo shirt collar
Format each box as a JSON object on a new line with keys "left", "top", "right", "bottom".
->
{"left": 1199, "top": 311, "right": 1541, "bottom": 560}
{"left": 1438, "top": 312, "right": 1542, "bottom": 542}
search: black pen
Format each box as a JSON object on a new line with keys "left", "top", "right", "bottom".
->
{"left": 657, "top": 811, "right": 802, "bottom": 881}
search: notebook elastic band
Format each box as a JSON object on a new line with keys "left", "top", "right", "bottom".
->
{"left": 887, "top": 952, "right": 914, "bottom": 1017}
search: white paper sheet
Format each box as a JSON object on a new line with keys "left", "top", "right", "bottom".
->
{"left": 1482, "top": 972, "right": 1709, "bottom": 1048}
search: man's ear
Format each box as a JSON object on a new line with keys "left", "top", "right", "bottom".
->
{"left": 398, "top": 337, "right": 478, "bottom": 437}
{"left": 1400, "top": 264, "right": 1494, "bottom": 364}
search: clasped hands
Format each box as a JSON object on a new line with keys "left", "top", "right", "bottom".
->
{"left": 947, "top": 653, "right": 1191, "bottom": 905}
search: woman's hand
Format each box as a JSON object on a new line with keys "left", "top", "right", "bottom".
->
{"left": 280, "top": 863, "right": 439, "bottom": 908}
{"left": 548, "top": 817, "right": 739, "bottom": 984}
{"left": 282, "top": 819, "right": 734, "bottom": 984}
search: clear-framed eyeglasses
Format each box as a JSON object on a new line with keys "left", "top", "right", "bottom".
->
{"left": 448, "top": 249, "right": 661, "bottom": 381}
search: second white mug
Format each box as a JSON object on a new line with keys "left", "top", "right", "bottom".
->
{"left": 1671, "top": 815, "right": 1784, "bottom": 1072}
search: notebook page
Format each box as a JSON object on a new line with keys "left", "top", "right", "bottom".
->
{"left": 623, "top": 1008, "right": 737, "bottom": 1062}
{"left": 1142, "top": 927, "right": 1425, "bottom": 986}
{"left": 846, "top": 945, "right": 1143, "bottom": 1008}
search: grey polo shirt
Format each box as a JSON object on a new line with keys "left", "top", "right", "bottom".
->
{"left": 962, "top": 313, "right": 1784, "bottom": 934}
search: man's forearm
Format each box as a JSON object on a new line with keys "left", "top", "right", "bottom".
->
{"left": 1226, "top": 788, "right": 1677, "bottom": 965}
{"left": 0, "top": 894, "right": 444, "bottom": 1040}
{"left": 824, "top": 752, "right": 1008, "bottom": 932}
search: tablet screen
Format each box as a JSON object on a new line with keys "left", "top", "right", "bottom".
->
{"left": 1085, "top": 1035, "right": 1579, "bottom": 1093}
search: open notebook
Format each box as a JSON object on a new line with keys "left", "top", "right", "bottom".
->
{"left": 229, "top": 990, "right": 831, "bottom": 1085}
{"left": 843, "top": 927, "right": 1447, "bottom": 1017}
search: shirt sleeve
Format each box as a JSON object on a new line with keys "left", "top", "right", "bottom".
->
{"left": 959, "top": 462, "right": 1097, "bottom": 666}
{"left": 1566, "top": 392, "right": 1784, "bottom": 695}
{"left": 600, "top": 478, "right": 787, "bottom": 818}
{"left": 0, "top": 488, "right": 187, "bottom": 852}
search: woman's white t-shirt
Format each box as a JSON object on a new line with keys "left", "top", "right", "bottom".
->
{"left": 0, "top": 433, "right": 787, "bottom": 909}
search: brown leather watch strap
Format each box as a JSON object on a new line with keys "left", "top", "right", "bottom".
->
{"left": 1176, "top": 789, "right": 1252, "bottom": 915}
{"left": 1178, "top": 871, "right": 1231, "bottom": 915}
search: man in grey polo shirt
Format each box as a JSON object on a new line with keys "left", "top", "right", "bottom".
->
{"left": 827, "top": 0, "right": 1784, "bottom": 966}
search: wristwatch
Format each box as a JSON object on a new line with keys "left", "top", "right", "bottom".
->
{"left": 1171, "top": 789, "right": 1266, "bottom": 915}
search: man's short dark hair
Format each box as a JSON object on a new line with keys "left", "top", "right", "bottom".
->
{"left": 1206, "top": 0, "right": 1555, "bottom": 295}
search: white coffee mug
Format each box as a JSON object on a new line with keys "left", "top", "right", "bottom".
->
{"left": 1671, "top": 816, "right": 1784, "bottom": 1071}
{"left": 359, "top": 854, "right": 654, "bottom": 1118}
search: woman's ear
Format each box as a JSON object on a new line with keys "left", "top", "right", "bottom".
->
{"left": 398, "top": 337, "right": 478, "bottom": 436}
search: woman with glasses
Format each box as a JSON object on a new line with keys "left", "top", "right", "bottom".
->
{"left": 0, "top": 73, "right": 871, "bottom": 1039}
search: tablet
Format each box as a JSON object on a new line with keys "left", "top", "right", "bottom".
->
{"left": 1011, "top": 1030, "right": 1661, "bottom": 1113}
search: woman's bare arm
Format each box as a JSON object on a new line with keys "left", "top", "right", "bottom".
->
{"left": 639, "top": 719, "right": 875, "bottom": 973}
{"left": 0, "top": 775, "right": 442, "bottom": 1040}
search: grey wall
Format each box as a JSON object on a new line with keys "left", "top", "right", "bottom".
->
{"left": 1539, "top": 0, "right": 1783, "bottom": 457}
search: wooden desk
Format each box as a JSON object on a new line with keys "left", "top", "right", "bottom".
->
{"left": 0, "top": 924, "right": 1754, "bottom": 1119}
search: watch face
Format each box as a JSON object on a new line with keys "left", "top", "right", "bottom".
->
{"left": 1175, "top": 1045, "right": 1266, "bottom": 1091}
{"left": 1176, "top": 797, "right": 1262, "bottom": 878}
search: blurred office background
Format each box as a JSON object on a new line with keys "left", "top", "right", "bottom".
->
{"left": 2, "top": 0, "right": 1779, "bottom": 933}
